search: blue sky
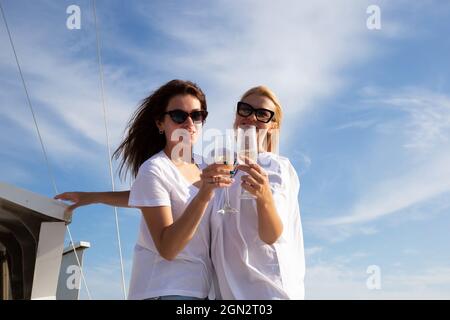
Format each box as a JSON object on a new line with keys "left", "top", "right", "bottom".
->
{"left": 1, "top": 0, "right": 450, "bottom": 299}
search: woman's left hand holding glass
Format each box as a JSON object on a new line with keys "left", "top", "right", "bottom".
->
{"left": 237, "top": 162, "right": 283, "bottom": 244}
{"left": 236, "top": 163, "right": 272, "bottom": 201}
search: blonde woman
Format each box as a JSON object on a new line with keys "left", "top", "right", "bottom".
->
{"left": 210, "top": 86, "right": 305, "bottom": 299}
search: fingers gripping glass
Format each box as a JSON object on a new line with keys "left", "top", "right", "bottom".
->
{"left": 237, "top": 102, "right": 275, "bottom": 123}
{"left": 237, "top": 125, "right": 258, "bottom": 200}
{"left": 164, "top": 109, "right": 208, "bottom": 124}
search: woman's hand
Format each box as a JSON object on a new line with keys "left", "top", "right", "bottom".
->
{"left": 237, "top": 163, "right": 283, "bottom": 244}
{"left": 236, "top": 163, "right": 271, "bottom": 201}
{"left": 54, "top": 192, "right": 96, "bottom": 212}
{"left": 198, "top": 164, "right": 234, "bottom": 202}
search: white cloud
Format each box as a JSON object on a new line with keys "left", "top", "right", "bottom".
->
{"left": 373, "top": 89, "right": 450, "bottom": 152}
{"left": 321, "top": 163, "right": 450, "bottom": 226}
{"left": 306, "top": 263, "right": 369, "bottom": 299}
{"left": 305, "top": 246, "right": 324, "bottom": 257}
{"left": 306, "top": 222, "right": 379, "bottom": 243}
{"left": 334, "top": 119, "right": 378, "bottom": 131}
{"left": 290, "top": 150, "right": 312, "bottom": 176}
{"left": 306, "top": 260, "right": 450, "bottom": 299}
{"left": 0, "top": 37, "right": 136, "bottom": 153}
{"left": 0, "top": 3, "right": 142, "bottom": 190}
{"left": 1, "top": 0, "right": 390, "bottom": 193}
{"left": 131, "top": 0, "right": 382, "bottom": 134}
{"left": 316, "top": 89, "right": 450, "bottom": 227}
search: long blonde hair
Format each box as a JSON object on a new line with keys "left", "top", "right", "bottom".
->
{"left": 234, "top": 85, "right": 283, "bottom": 153}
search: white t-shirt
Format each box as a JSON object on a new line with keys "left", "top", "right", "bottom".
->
{"left": 210, "top": 152, "right": 305, "bottom": 300}
{"left": 127, "top": 150, "right": 213, "bottom": 300}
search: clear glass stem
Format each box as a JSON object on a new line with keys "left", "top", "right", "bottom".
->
{"left": 224, "top": 187, "right": 231, "bottom": 207}
{"left": 218, "top": 183, "right": 238, "bottom": 214}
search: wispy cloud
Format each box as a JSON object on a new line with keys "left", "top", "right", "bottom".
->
{"left": 334, "top": 119, "right": 379, "bottom": 131}
{"left": 382, "top": 92, "right": 450, "bottom": 151}
{"left": 305, "top": 246, "right": 324, "bottom": 258}
{"left": 306, "top": 259, "right": 450, "bottom": 299}
{"left": 0, "top": 0, "right": 390, "bottom": 192}
{"left": 306, "top": 263, "right": 369, "bottom": 299}
{"left": 131, "top": 0, "right": 387, "bottom": 133}
{"left": 316, "top": 89, "right": 450, "bottom": 228}
{"left": 0, "top": 1, "right": 142, "bottom": 191}
{"left": 307, "top": 223, "right": 379, "bottom": 243}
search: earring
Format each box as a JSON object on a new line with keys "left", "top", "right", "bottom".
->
{"left": 159, "top": 129, "right": 164, "bottom": 134}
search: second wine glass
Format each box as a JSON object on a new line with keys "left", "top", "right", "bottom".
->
{"left": 236, "top": 125, "right": 258, "bottom": 200}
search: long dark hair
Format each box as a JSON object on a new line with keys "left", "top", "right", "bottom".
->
{"left": 113, "top": 79, "right": 207, "bottom": 179}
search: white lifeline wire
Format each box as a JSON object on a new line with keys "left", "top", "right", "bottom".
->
{"left": 0, "top": 0, "right": 92, "bottom": 300}
{"left": 92, "top": 0, "right": 127, "bottom": 299}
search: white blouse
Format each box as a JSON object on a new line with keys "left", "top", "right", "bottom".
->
{"left": 210, "top": 152, "right": 305, "bottom": 300}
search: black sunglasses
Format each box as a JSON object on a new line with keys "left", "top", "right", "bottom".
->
{"left": 237, "top": 102, "right": 275, "bottom": 123}
{"left": 163, "top": 109, "right": 208, "bottom": 124}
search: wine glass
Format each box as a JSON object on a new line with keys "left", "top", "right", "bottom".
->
{"left": 213, "top": 132, "right": 239, "bottom": 214}
{"left": 236, "top": 125, "right": 258, "bottom": 200}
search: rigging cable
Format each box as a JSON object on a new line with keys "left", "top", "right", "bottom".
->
{"left": 92, "top": 0, "right": 127, "bottom": 299}
{"left": 0, "top": 0, "right": 92, "bottom": 300}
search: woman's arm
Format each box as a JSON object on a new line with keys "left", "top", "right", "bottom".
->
{"left": 141, "top": 190, "right": 213, "bottom": 261}
{"left": 54, "top": 191, "right": 130, "bottom": 211}
{"left": 141, "top": 164, "right": 233, "bottom": 260}
{"left": 237, "top": 163, "right": 283, "bottom": 245}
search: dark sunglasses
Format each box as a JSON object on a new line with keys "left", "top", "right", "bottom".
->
{"left": 163, "top": 109, "right": 208, "bottom": 124}
{"left": 237, "top": 101, "right": 275, "bottom": 123}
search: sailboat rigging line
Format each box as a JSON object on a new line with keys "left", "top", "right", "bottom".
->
{"left": 0, "top": 0, "right": 92, "bottom": 300}
{"left": 91, "top": 0, "right": 127, "bottom": 299}
{"left": 0, "top": 1, "right": 57, "bottom": 195}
